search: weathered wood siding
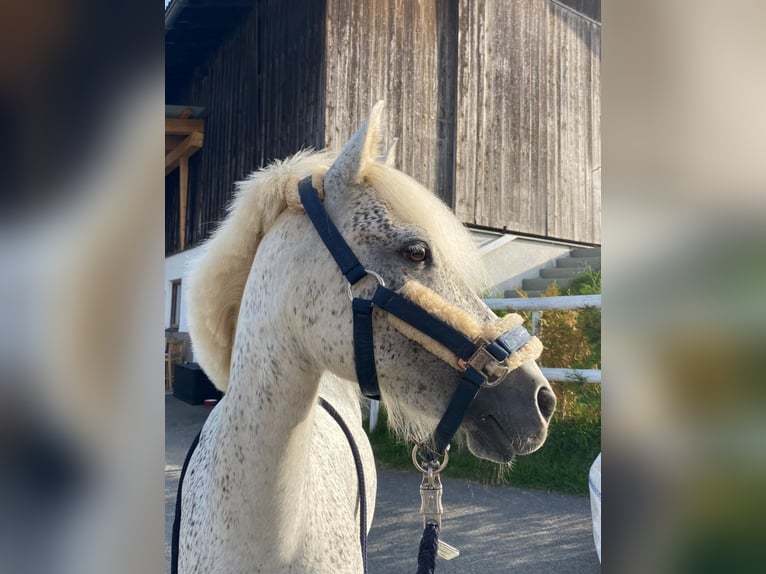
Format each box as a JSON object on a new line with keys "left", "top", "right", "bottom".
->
{"left": 325, "top": 0, "right": 600, "bottom": 243}
{"left": 324, "top": 0, "right": 458, "bottom": 205}
{"left": 165, "top": 170, "right": 180, "bottom": 256}
{"left": 165, "top": 0, "right": 326, "bottom": 254}
{"left": 455, "top": 0, "right": 601, "bottom": 243}
{"left": 168, "top": 0, "right": 600, "bottom": 249}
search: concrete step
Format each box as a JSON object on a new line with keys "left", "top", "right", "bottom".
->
{"left": 497, "top": 245, "right": 600, "bottom": 300}
{"left": 569, "top": 246, "right": 601, "bottom": 258}
{"left": 539, "top": 267, "right": 587, "bottom": 279}
{"left": 556, "top": 256, "right": 601, "bottom": 269}
{"left": 522, "top": 277, "right": 575, "bottom": 291}
{"left": 504, "top": 289, "right": 546, "bottom": 298}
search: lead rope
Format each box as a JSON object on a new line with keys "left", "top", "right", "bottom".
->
{"left": 318, "top": 398, "right": 369, "bottom": 574}
{"left": 171, "top": 429, "right": 201, "bottom": 574}
{"left": 322, "top": 399, "right": 451, "bottom": 574}
{"left": 322, "top": 398, "right": 445, "bottom": 574}
{"left": 416, "top": 522, "right": 440, "bottom": 574}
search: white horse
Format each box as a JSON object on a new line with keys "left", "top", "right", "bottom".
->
{"left": 179, "top": 102, "right": 555, "bottom": 573}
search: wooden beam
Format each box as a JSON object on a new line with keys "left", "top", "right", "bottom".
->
{"left": 165, "top": 118, "right": 205, "bottom": 135}
{"left": 165, "top": 131, "right": 203, "bottom": 175}
{"left": 179, "top": 156, "right": 188, "bottom": 250}
{"left": 165, "top": 134, "right": 186, "bottom": 152}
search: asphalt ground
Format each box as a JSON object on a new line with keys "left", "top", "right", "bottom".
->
{"left": 165, "top": 395, "right": 600, "bottom": 573}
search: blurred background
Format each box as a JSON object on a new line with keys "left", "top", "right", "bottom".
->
{"left": 0, "top": 1, "right": 163, "bottom": 573}
{"left": 0, "top": 1, "right": 764, "bottom": 573}
{"left": 604, "top": 1, "right": 766, "bottom": 572}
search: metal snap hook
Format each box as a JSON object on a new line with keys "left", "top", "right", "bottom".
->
{"left": 346, "top": 269, "right": 386, "bottom": 300}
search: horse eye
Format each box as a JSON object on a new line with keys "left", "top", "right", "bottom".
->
{"left": 403, "top": 242, "right": 429, "bottom": 263}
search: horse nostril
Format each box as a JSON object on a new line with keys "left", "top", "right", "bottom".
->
{"left": 537, "top": 387, "right": 556, "bottom": 422}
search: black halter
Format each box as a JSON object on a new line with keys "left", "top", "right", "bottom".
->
{"left": 299, "top": 178, "right": 532, "bottom": 457}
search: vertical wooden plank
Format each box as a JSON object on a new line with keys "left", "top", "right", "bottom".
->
{"left": 178, "top": 156, "right": 188, "bottom": 250}
{"left": 590, "top": 23, "right": 601, "bottom": 243}
{"left": 454, "top": 0, "right": 473, "bottom": 222}
{"left": 436, "top": 0, "right": 458, "bottom": 207}
{"left": 165, "top": 170, "right": 180, "bottom": 256}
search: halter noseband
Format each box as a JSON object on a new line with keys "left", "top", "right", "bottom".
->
{"left": 298, "top": 177, "right": 534, "bottom": 458}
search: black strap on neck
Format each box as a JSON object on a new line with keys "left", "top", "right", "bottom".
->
{"left": 318, "top": 397, "right": 369, "bottom": 574}
{"left": 171, "top": 429, "right": 201, "bottom": 574}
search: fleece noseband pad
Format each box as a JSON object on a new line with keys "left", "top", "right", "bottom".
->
{"left": 387, "top": 281, "right": 543, "bottom": 372}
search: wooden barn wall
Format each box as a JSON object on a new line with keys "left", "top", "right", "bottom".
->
{"left": 166, "top": 0, "right": 326, "bottom": 254}
{"left": 455, "top": 0, "right": 601, "bottom": 243}
{"left": 165, "top": 170, "right": 180, "bottom": 256}
{"left": 324, "top": 0, "right": 458, "bottom": 206}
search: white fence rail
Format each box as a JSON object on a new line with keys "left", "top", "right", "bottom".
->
{"left": 368, "top": 295, "right": 601, "bottom": 431}
{"left": 484, "top": 295, "right": 601, "bottom": 383}
{"left": 484, "top": 294, "right": 601, "bottom": 312}
{"left": 490, "top": 294, "right": 602, "bottom": 384}
{"left": 541, "top": 368, "right": 601, "bottom": 383}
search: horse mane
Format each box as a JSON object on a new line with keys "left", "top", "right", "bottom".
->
{"left": 187, "top": 149, "right": 334, "bottom": 391}
{"left": 187, "top": 149, "right": 486, "bottom": 393}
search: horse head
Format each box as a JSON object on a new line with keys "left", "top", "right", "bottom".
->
{"left": 295, "top": 102, "right": 555, "bottom": 463}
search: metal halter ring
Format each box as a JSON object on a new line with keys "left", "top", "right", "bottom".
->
{"left": 411, "top": 443, "right": 449, "bottom": 474}
{"left": 346, "top": 269, "right": 386, "bottom": 300}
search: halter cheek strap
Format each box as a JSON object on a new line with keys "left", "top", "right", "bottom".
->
{"left": 298, "top": 177, "right": 384, "bottom": 399}
{"left": 298, "top": 177, "right": 536, "bottom": 457}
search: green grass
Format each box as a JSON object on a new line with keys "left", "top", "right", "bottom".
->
{"left": 366, "top": 388, "right": 600, "bottom": 496}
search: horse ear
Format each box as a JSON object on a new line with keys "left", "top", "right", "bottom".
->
{"left": 380, "top": 138, "right": 398, "bottom": 167}
{"left": 324, "top": 100, "right": 386, "bottom": 196}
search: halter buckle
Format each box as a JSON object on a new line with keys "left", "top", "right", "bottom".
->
{"left": 457, "top": 338, "right": 511, "bottom": 388}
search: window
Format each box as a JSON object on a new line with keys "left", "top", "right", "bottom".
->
{"left": 169, "top": 279, "right": 182, "bottom": 329}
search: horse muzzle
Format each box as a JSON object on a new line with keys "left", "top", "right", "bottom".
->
{"left": 387, "top": 280, "right": 554, "bottom": 461}
{"left": 465, "top": 359, "right": 556, "bottom": 462}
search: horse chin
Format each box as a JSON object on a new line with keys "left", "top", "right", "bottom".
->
{"left": 465, "top": 417, "right": 549, "bottom": 464}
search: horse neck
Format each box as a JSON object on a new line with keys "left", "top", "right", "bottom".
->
{"left": 218, "top": 304, "right": 324, "bottom": 546}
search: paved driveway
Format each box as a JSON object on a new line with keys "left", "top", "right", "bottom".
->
{"left": 165, "top": 396, "right": 600, "bottom": 573}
